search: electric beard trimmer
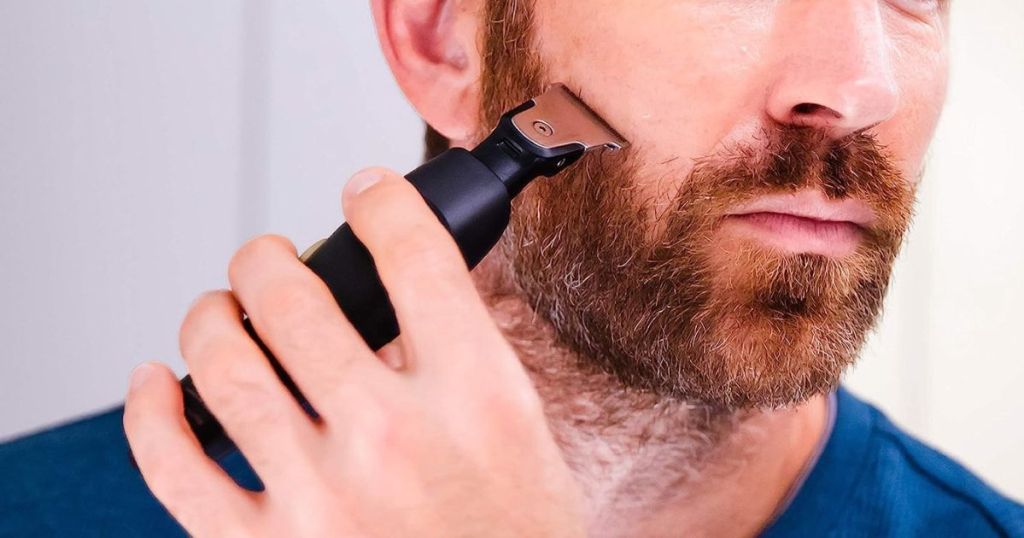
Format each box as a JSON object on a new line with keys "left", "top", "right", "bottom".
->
{"left": 161, "top": 84, "right": 628, "bottom": 462}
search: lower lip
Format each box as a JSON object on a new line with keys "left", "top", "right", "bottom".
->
{"left": 722, "top": 212, "right": 864, "bottom": 257}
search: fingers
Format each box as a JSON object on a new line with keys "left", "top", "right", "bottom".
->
{"left": 342, "top": 168, "right": 505, "bottom": 373}
{"left": 226, "top": 234, "right": 387, "bottom": 408}
{"left": 375, "top": 338, "right": 407, "bottom": 371}
{"left": 179, "top": 290, "right": 320, "bottom": 484}
{"left": 124, "top": 362, "right": 259, "bottom": 537}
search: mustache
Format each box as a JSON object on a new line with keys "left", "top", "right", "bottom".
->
{"left": 665, "top": 124, "right": 917, "bottom": 237}
{"left": 523, "top": 122, "right": 918, "bottom": 261}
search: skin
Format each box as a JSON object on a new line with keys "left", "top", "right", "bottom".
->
{"left": 124, "top": 0, "right": 949, "bottom": 536}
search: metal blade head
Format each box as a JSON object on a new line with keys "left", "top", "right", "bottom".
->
{"left": 511, "top": 84, "right": 629, "bottom": 152}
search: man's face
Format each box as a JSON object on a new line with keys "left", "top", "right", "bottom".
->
{"left": 477, "top": 0, "right": 949, "bottom": 408}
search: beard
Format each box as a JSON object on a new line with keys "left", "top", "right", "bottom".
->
{"left": 475, "top": 0, "right": 916, "bottom": 409}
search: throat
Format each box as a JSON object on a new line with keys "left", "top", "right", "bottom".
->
{"left": 471, "top": 254, "right": 830, "bottom": 537}
{"left": 541, "top": 382, "right": 746, "bottom": 535}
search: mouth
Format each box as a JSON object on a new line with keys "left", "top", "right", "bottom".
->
{"left": 721, "top": 190, "right": 875, "bottom": 258}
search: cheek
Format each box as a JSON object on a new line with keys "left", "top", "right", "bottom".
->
{"left": 874, "top": 15, "right": 950, "bottom": 185}
{"left": 875, "top": 47, "right": 949, "bottom": 186}
{"left": 534, "top": 0, "right": 776, "bottom": 208}
{"left": 533, "top": 2, "right": 773, "bottom": 153}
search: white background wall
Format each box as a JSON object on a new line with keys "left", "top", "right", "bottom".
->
{"left": 1, "top": 1, "right": 1022, "bottom": 499}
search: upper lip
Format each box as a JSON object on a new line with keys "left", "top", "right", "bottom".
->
{"left": 726, "top": 190, "right": 876, "bottom": 228}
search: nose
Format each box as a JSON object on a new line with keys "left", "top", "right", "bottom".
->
{"left": 765, "top": 0, "right": 900, "bottom": 137}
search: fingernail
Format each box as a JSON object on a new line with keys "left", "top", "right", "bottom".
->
{"left": 129, "top": 363, "right": 156, "bottom": 392}
{"left": 347, "top": 168, "right": 385, "bottom": 196}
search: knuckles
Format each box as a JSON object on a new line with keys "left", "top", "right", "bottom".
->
{"left": 479, "top": 383, "right": 547, "bottom": 435}
{"left": 342, "top": 400, "right": 424, "bottom": 475}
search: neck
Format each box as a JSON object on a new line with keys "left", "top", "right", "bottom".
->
{"left": 472, "top": 253, "right": 829, "bottom": 538}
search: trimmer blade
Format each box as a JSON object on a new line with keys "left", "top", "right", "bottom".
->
{"left": 511, "top": 83, "right": 629, "bottom": 152}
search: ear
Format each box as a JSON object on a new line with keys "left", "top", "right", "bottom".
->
{"left": 371, "top": 0, "right": 482, "bottom": 145}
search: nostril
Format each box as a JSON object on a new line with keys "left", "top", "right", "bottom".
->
{"left": 793, "top": 103, "right": 842, "bottom": 120}
{"left": 793, "top": 103, "right": 819, "bottom": 115}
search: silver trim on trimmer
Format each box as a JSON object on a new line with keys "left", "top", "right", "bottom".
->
{"left": 511, "top": 84, "right": 629, "bottom": 152}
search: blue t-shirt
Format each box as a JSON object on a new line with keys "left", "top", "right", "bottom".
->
{"left": 1, "top": 387, "right": 1021, "bottom": 537}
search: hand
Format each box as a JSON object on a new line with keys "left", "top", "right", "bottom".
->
{"left": 123, "top": 167, "right": 585, "bottom": 537}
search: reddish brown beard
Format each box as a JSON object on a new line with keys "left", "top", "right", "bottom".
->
{"left": 477, "top": 0, "right": 916, "bottom": 408}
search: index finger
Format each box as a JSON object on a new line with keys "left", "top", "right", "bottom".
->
{"left": 341, "top": 168, "right": 511, "bottom": 373}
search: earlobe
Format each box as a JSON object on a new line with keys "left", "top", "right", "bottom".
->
{"left": 371, "top": 0, "right": 481, "bottom": 145}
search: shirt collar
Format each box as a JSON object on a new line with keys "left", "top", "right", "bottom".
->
{"left": 760, "top": 387, "right": 877, "bottom": 537}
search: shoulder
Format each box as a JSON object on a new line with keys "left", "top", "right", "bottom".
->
{"left": 765, "top": 388, "right": 1024, "bottom": 537}
{"left": 2, "top": 408, "right": 211, "bottom": 537}
{"left": 864, "top": 398, "right": 1024, "bottom": 536}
